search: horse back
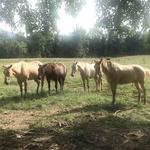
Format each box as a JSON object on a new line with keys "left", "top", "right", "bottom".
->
{"left": 106, "top": 63, "right": 146, "bottom": 84}
{"left": 11, "top": 61, "right": 42, "bottom": 80}
{"left": 54, "top": 63, "right": 67, "bottom": 77}
{"left": 41, "top": 63, "right": 67, "bottom": 80}
{"left": 84, "top": 63, "right": 95, "bottom": 78}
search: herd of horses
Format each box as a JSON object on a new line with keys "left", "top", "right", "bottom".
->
{"left": 3, "top": 58, "right": 150, "bottom": 105}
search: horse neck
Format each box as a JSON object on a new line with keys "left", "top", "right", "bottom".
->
{"left": 76, "top": 62, "right": 82, "bottom": 70}
{"left": 11, "top": 62, "right": 24, "bottom": 77}
{"left": 78, "top": 63, "right": 95, "bottom": 78}
{"left": 10, "top": 65, "right": 18, "bottom": 77}
{"left": 101, "top": 61, "right": 112, "bottom": 76}
{"left": 76, "top": 63, "right": 86, "bottom": 74}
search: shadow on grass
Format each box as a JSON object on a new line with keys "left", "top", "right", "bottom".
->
{"left": 0, "top": 92, "right": 48, "bottom": 108}
{"left": 0, "top": 115, "right": 149, "bottom": 150}
{"left": 0, "top": 89, "right": 67, "bottom": 109}
{"left": 55, "top": 116, "right": 150, "bottom": 150}
{"left": 53, "top": 103, "right": 128, "bottom": 118}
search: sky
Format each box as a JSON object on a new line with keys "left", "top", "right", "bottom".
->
{"left": 0, "top": 0, "right": 96, "bottom": 35}
{"left": 57, "top": 0, "right": 96, "bottom": 35}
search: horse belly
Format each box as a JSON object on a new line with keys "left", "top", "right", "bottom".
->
{"left": 28, "top": 71, "right": 38, "bottom": 80}
{"left": 118, "top": 72, "right": 136, "bottom": 84}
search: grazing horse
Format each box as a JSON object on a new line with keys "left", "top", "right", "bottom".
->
{"left": 3, "top": 61, "right": 43, "bottom": 97}
{"left": 71, "top": 62, "right": 102, "bottom": 91}
{"left": 94, "top": 59, "right": 150, "bottom": 104}
{"left": 38, "top": 63, "right": 67, "bottom": 95}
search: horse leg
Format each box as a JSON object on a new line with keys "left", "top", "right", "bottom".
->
{"left": 18, "top": 80, "right": 23, "bottom": 97}
{"left": 140, "top": 82, "right": 146, "bottom": 104}
{"left": 61, "top": 77, "right": 65, "bottom": 91}
{"left": 48, "top": 80, "right": 51, "bottom": 95}
{"left": 94, "top": 78, "right": 99, "bottom": 91}
{"left": 87, "top": 78, "right": 89, "bottom": 92}
{"left": 58, "top": 78, "right": 63, "bottom": 92}
{"left": 41, "top": 75, "right": 44, "bottom": 93}
{"left": 134, "top": 82, "right": 141, "bottom": 104}
{"left": 110, "top": 83, "right": 117, "bottom": 105}
{"left": 82, "top": 77, "right": 86, "bottom": 91}
{"left": 24, "top": 81, "right": 27, "bottom": 98}
{"left": 100, "top": 78, "right": 102, "bottom": 91}
{"left": 55, "top": 80, "right": 58, "bottom": 93}
{"left": 35, "top": 79, "right": 40, "bottom": 95}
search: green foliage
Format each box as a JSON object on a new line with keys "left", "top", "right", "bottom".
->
{"left": 54, "top": 28, "right": 89, "bottom": 57}
{"left": 96, "top": 0, "right": 150, "bottom": 33}
{"left": 0, "top": 31, "right": 28, "bottom": 58}
{"left": 64, "top": 0, "right": 86, "bottom": 16}
{"left": 0, "top": 0, "right": 149, "bottom": 57}
{"left": 143, "top": 31, "right": 150, "bottom": 51}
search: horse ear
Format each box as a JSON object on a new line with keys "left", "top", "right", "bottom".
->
{"left": 3, "top": 65, "right": 6, "bottom": 68}
{"left": 9, "top": 64, "right": 12, "bottom": 69}
{"left": 99, "top": 58, "right": 103, "bottom": 63}
{"left": 3, "top": 64, "right": 12, "bottom": 69}
{"left": 94, "top": 60, "right": 97, "bottom": 63}
{"left": 38, "top": 64, "right": 43, "bottom": 68}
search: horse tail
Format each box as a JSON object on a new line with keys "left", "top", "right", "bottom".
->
{"left": 145, "top": 69, "right": 150, "bottom": 77}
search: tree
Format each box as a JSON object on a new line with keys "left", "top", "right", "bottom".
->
{"left": 96, "top": 0, "right": 150, "bottom": 36}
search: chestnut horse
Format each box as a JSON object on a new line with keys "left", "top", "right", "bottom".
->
{"left": 94, "top": 59, "right": 150, "bottom": 105}
{"left": 38, "top": 63, "right": 67, "bottom": 95}
{"left": 71, "top": 62, "right": 102, "bottom": 91}
{"left": 3, "top": 61, "right": 43, "bottom": 97}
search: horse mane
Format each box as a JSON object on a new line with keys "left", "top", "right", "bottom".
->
{"left": 76, "top": 62, "right": 87, "bottom": 73}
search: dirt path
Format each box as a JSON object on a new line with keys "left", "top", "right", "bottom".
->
{"left": 0, "top": 106, "right": 60, "bottom": 130}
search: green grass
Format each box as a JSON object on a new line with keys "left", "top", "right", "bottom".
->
{"left": 0, "top": 56, "right": 150, "bottom": 149}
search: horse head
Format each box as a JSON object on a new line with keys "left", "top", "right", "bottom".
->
{"left": 3, "top": 64, "right": 12, "bottom": 85}
{"left": 94, "top": 59, "right": 103, "bottom": 78}
{"left": 38, "top": 64, "right": 45, "bottom": 80}
{"left": 71, "top": 62, "right": 78, "bottom": 77}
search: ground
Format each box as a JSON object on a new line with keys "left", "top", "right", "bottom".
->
{"left": 0, "top": 56, "right": 150, "bottom": 150}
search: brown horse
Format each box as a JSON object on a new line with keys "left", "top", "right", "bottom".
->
{"left": 3, "top": 61, "right": 43, "bottom": 97}
{"left": 38, "top": 63, "right": 67, "bottom": 95}
{"left": 94, "top": 58, "right": 150, "bottom": 105}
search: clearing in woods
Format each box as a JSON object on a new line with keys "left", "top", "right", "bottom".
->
{"left": 0, "top": 56, "right": 150, "bottom": 150}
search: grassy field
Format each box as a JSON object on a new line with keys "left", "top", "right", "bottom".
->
{"left": 0, "top": 56, "right": 150, "bottom": 150}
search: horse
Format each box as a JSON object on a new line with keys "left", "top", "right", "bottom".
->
{"left": 94, "top": 58, "right": 150, "bottom": 105}
{"left": 3, "top": 61, "right": 43, "bottom": 97}
{"left": 38, "top": 63, "right": 67, "bottom": 95}
{"left": 71, "top": 62, "right": 102, "bottom": 91}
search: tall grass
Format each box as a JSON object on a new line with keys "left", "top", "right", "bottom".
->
{"left": 0, "top": 56, "right": 150, "bottom": 128}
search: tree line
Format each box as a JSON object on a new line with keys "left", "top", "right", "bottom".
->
{"left": 0, "top": 0, "right": 149, "bottom": 58}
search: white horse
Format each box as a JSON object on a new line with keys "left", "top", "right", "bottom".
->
{"left": 94, "top": 58, "right": 150, "bottom": 104}
{"left": 71, "top": 62, "right": 102, "bottom": 91}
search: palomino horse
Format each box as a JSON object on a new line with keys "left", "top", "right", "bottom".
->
{"left": 38, "top": 63, "right": 67, "bottom": 95}
{"left": 3, "top": 61, "right": 43, "bottom": 97}
{"left": 94, "top": 58, "right": 150, "bottom": 104}
{"left": 71, "top": 62, "right": 102, "bottom": 91}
